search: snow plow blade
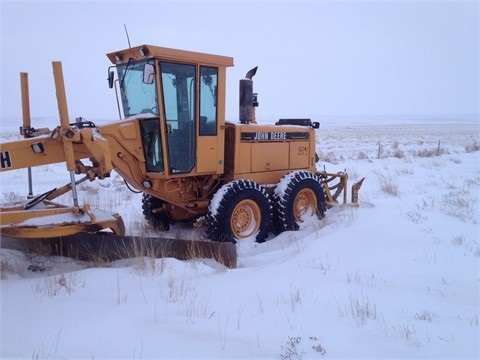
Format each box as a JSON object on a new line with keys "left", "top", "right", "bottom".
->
{"left": 1, "top": 234, "right": 237, "bottom": 268}
{"left": 0, "top": 200, "right": 126, "bottom": 239}
{"left": 0, "top": 198, "right": 237, "bottom": 268}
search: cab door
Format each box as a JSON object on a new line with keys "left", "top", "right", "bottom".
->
{"left": 160, "top": 62, "right": 196, "bottom": 174}
{"left": 197, "top": 66, "right": 219, "bottom": 174}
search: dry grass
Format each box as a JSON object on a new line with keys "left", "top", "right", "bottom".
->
{"left": 335, "top": 291, "right": 377, "bottom": 326}
{"left": 375, "top": 173, "right": 399, "bottom": 196}
{"left": 465, "top": 141, "right": 480, "bottom": 153}
{"left": 393, "top": 322, "right": 421, "bottom": 348}
{"left": 0, "top": 257, "right": 16, "bottom": 279}
{"left": 450, "top": 234, "right": 466, "bottom": 246}
{"left": 132, "top": 255, "right": 167, "bottom": 277}
{"left": 31, "top": 272, "right": 86, "bottom": 298}
{"left": 415, "top": 310, "right": 437, "bottom": 322}
{"left": 404, "top": 210, "right": 428, "bottom": 224}
{"left": 395, "top": 166, "right": 414, "bottom": 176}
{"left": 317, "top": 151, "right": 342, "bottom": 165}
{"left": 412, "top": 145, "right": 447, "bottom": 158}
{"left": 280, "top": 336, "right": 327, "bottom": 359}
{"left": 1, "top": 191, "right": 24, "bottom": 202}
{"left": 392, "top": 149, "right": 405, "bottom": 159}
{"left": 441, "top": 190, "right": 476, "bottom": 223}
{"left": 357, "top": 150, "right": 369, "bottom": 160}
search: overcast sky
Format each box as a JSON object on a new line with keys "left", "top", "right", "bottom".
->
{"left": 1, "top": 0, "right": 478, "bottom": 124}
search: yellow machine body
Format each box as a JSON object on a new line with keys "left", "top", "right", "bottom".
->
{"left": 0, "top": 44, "right": 362, "bottom": 242}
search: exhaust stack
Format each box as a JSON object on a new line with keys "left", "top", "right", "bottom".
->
{"left": 239, "top": 66, "right": 258, "bottom": 124}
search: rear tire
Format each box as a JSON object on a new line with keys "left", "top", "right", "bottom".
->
{"left": 142, "top": 194, "right": 171, "bottom": 231}
{"left": 206, "top": 180, "right": 271, "bottom": 243}
{"left": 274, "top": 171, "right": 326, "bottom": 232}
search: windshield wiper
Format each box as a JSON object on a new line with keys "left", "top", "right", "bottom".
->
{"left": 120, "top": 58, "right": 134, "bottom": 89}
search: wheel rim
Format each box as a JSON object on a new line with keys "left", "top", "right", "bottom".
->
{"left": 294, "top": 188, "right": 317, "bottom": 222}
{"left": 231, "top": 199, "right": 261, "bottom": 239}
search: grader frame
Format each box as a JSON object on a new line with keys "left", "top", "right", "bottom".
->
{"left": 0, "top": 44, "right": 364, "bottom": 268}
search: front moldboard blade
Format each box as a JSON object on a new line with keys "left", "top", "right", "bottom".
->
{"left": 1, "top": 234, "right": 237, "bottom": 268}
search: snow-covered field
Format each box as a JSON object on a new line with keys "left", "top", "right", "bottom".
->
{"left": 1, "top": 115, "right": 479, "bottom": 359}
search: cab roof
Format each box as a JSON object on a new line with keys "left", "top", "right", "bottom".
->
{"left": 106, "top": 44, "right": 234, "bottom": 67}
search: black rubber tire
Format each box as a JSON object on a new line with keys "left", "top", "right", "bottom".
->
{"left": 205, "top": 180, "right": 272, "bottom": 243}
{"left": 141, "top": 193, "right": 171, "bottom": 231}
{"left": 274, "top": 170, "right": 327, "bottom": 232}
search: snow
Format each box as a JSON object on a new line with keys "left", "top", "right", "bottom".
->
{"left": 5, "top": 207, "right": 118, "bottom": 228}
{"left": 1, "top": 115, "right": 479, "bottom": 359}
{"left": 274, "top": 170, "right": 299, "bottom": 197}
{"left": 208, "top": 181, "right": 236, "bottom": 217}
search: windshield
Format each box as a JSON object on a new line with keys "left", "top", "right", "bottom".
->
{"left": 117, "top": 59, "right": 158, "bottom": 117}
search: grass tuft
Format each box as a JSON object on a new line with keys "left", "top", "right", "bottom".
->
{"left": 0, "top": 257, "right": 16, "bottom": 279}
{"left": 376, "top": 173, "right": 399, "bottom": 196}
{"left": 465, "top": 141, "right": 480, "bottom": 153}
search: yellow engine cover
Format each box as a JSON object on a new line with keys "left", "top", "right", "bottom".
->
{"left": 224, "top": 122, "right": 317, "bottom": 184}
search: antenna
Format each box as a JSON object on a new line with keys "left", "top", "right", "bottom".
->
{"left": 124, "top": 24, "right": 131, "bottom": 48}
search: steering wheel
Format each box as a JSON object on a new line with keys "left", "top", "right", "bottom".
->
{"left": 140, "top": 107, "right": 159, "bottom": 115}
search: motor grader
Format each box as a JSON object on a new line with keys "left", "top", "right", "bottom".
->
{"left": 0, "top": 44, "right": 363, "bottom": 266}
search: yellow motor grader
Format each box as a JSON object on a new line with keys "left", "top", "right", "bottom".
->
{"left": 0, "top": 44, "right": 363, "bottom": 267}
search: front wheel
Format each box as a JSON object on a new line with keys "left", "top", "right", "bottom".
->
{"left": 274, "top": 171, "right": 326, "bottom": 232}
{"left": 205, "top": 180, "right": 272, "bottom": 243}
{"left": 141, "top": 194, "right": 171, "bottom": 231}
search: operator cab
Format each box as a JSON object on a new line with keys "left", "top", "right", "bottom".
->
{"left": 106, "top": 45, "right": 233, "bottom": 176}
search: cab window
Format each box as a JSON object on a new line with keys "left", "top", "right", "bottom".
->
{"left": 200, "top": 66, "right": 218, "bottom": 136}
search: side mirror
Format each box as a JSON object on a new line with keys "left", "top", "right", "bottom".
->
{"left": 108, "top": 70, "right": 114, "bottom": 89}
{"left": 312, "top": 122, "right": 320, "bottom": 129}
{"left": 143, "top": 63, "right": 155, "bottom": 84}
